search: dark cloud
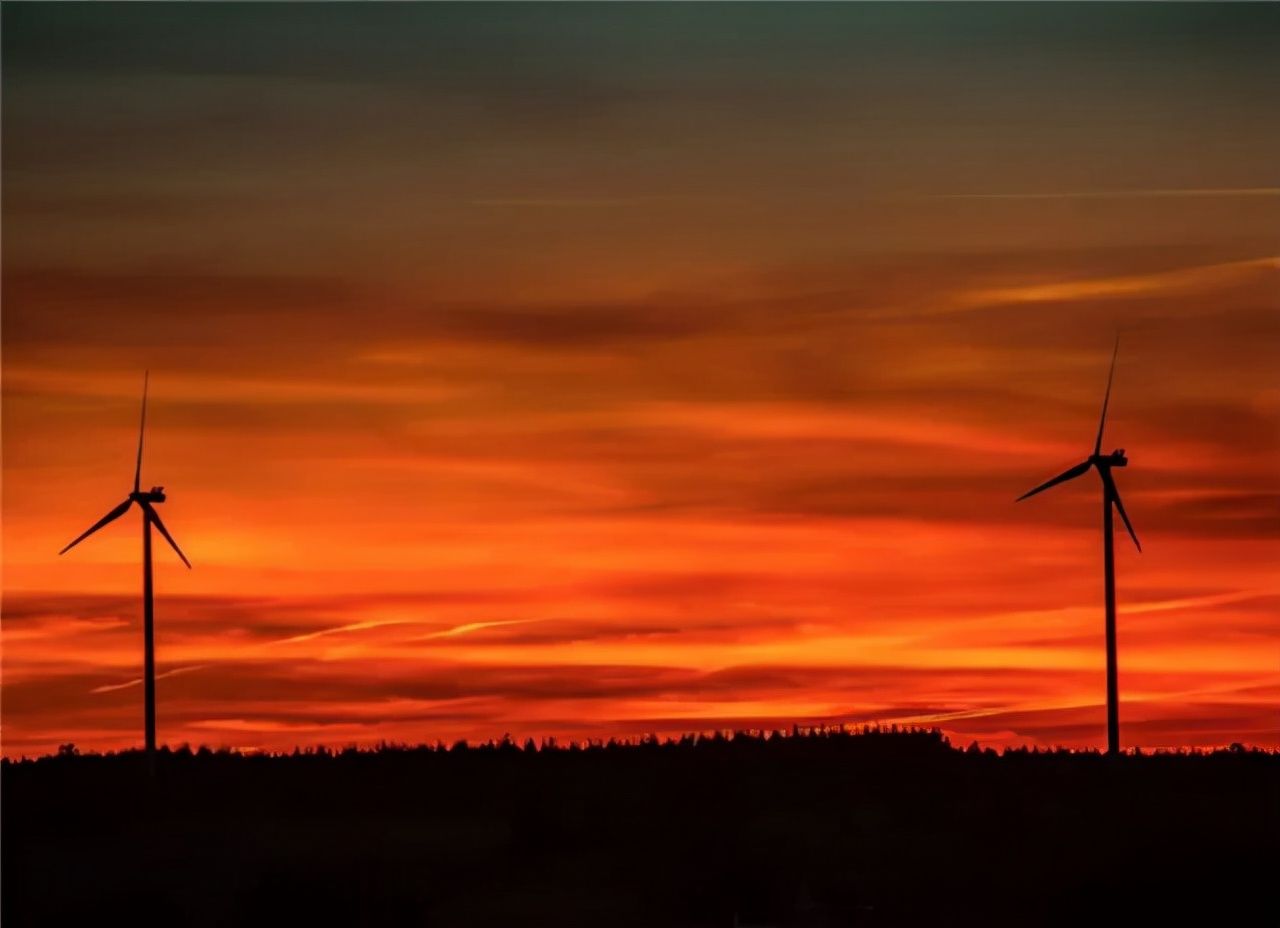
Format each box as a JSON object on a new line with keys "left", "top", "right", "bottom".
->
{"left": 0, "top": 590, "right": 534, "bottom": 635}
{"left": 1, "top": 269, "right": 361, "bottom": 353}
{"left": 1151, "top": 492, "right": 1280, "bottom": 537}
{"left": 417, "top": 302, "right": 723, "bottom": 348}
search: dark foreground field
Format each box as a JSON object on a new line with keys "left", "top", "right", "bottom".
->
{"left": 4, "top": 729, "right": 1277, "bottom": 926}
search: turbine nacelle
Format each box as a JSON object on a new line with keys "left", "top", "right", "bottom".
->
{"left": 1091, "top": 450, "right": 1128, "bottom": 468}
{"left": 131, "top": 486, "right": 167, "bottom": 503}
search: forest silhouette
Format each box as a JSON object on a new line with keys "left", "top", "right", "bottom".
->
{"left": 5, "top": 727, "right": 1276, "bottom": 926}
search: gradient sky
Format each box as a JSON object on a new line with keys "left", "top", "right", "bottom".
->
{"left": 3, "top": 4, "right": 1278, "bottom": 757}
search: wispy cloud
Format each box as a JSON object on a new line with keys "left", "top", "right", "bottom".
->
{"left": 268, "top": 620, "right": 420, "bottom": 646}
{"left": 629, "top": 401, "right": 1074, "bottom": 457}
{"left": 958, "top": 257, "right": 1278, "bottom": 308}
{"left": 471, "top": 197, "right": 653, "bottom": 209}
{"left": 90, "top": 664, "right": 206, "bottom": 694}
{"left": 413, "top": 619, "right": 540, "bottom": 641}
{"left": 937, "top": 188, "right": 1280, "bottom": 201}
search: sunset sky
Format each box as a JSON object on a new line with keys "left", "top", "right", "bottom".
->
{"left": 3, "top": 4, "right": 1277, "bottom": 757}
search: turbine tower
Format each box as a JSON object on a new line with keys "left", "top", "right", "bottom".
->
{"left": 1017, "top": 339, "right": 1140, "bottom": 756}
{"left": 60, "top": 372, "right": 191, "bottom": 767}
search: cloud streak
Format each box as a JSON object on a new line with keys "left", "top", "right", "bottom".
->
{"left": 958, "top": 257, "right": 1279, "bottom": 308}
{"left": 90, "top": 664, "right": 207, "bottom": 694}
{"left": 938, "top": 188, "right": 1280, "bottom": 201}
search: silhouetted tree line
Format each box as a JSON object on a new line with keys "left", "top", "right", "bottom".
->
{"left": 13, "top": 723, "right": 1275, "bottom": 769}
{"left": 4, "top": 727, "right": 1277, "bottom": 927}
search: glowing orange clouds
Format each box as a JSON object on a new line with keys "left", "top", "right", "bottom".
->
{"left": 4, "top": 4, "right": 1279, "bottom": 757}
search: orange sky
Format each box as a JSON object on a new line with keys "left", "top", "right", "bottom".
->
{"left": 3, "top": 5, "right": 1278, "bottom": 756}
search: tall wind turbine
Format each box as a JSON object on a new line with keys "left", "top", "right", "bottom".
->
{"left": 60, "top": 372, "right": 191, "bottom": 766}
{"left": 1016, "top": 339, "right": 1140, "bottom": 756}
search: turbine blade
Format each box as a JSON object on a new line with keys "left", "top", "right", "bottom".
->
{"left": 1094, "top": 336, "right": 1119, "bottom": 456}
{"left": 1016, "top": 460, "right": 1092, "bottom": 502}
{"left": 134, "top": 371, "right": 149, "bottom": 494}
{"left": 59, "top": 499, "right": 134, "bottom": 555}
{"left": 140, "top": 500, "right": 191, "bottom": 569}
{"left": 1101, "top": 470, "right": 1141, "bottom": 552}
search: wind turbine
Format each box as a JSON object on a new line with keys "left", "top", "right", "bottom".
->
{"left": 60, "top": 372, "right": 191, "bottom": 767}
{"left": 1017, "top": 339, "right": 1140, "bottom": 756}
